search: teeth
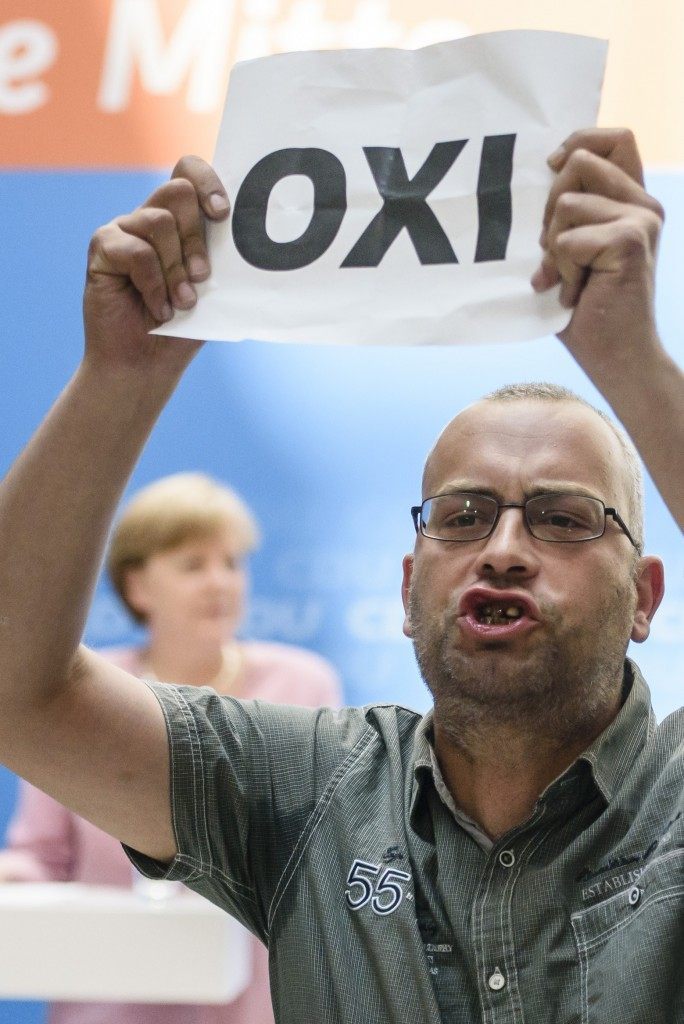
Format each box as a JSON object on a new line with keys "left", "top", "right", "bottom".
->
{"left": 477, "top": 603, "right": 524, "bottom": 624}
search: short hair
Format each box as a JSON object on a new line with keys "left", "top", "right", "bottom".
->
{"left": 480, "top": 382, "right": 644, "bottom": 553}
{"left": 107, "top": 473, "right": 260, "bottom": 623}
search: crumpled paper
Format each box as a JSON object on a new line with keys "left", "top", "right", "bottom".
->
{"left": 153, "top": 30, "right": 607, "bottom": 346}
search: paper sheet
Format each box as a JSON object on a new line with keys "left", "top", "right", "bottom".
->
{"left": 153, "top": 30, "right": 607, "bottom": 346}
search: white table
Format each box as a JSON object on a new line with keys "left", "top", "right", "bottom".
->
{"left": 0, "top": 882, "right": 251, "bottom": 1003}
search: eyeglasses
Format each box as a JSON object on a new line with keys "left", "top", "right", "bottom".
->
{"left": 411, "top": 491, "right": 639, "bottom": 549}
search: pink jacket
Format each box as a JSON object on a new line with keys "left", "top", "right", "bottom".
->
{"left": 1, "top": 642, "right": 342, "bottom": 1024}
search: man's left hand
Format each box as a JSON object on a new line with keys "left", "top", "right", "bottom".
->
{"left": 533, "top": 127, "right": 665, "bottom": 373}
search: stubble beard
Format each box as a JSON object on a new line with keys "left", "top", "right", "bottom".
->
{"left": 409, "top": 579, "right": 636, "bottom": 753}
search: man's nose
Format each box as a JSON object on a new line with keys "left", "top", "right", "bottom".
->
{"left": 473, "top": 506, "right": 539, "bottom": 579}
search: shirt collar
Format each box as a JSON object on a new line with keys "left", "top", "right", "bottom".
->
{"left": 410, "top": 658, "right": 655, "bottom": 836}
{"left": 577, "top": 658, "right": 655, "bottom": 803}
{"left": 409, "top": 709, "right": 440, "bottom": 840}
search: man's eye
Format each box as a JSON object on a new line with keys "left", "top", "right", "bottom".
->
{"left": 546, "top": 513, "right": 583, "bottom": 529}
{"left": 442, "top": 511, "right": 484, "bottom": 528}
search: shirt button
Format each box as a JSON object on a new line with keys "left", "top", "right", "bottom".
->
{"left": 628, "top": 885, "right": 642, "bottom": 906}
{"left": 488, "top": 968, "right": 506, "bottom": 991}
{"left": 498, "top": 849, "right": 515, "bottom": 868}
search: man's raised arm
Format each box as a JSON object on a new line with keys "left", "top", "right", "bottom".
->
{"left": 534, "top": 127, "right": 683, "bottom": 528}
{"left": 0, "top": 158, "right": 229, "bottom": 862}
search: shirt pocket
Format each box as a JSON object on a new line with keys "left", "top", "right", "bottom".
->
{"left": 571, "top": 849, "right": 684, "bottom": 1024}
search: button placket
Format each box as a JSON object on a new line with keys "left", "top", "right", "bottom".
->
{"left": 472, "top": 820, "right": 545, "bottom": 1016}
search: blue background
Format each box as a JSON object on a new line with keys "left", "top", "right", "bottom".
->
{"left": 0, "top": 170, "right": 681, "bottom": 1022}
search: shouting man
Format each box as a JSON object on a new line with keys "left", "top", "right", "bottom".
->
{"left": 0, "top": 128, "right": 681, "bottom": 1022}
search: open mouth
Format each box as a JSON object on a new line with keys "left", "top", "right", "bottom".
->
{"left": 457, "top": 588, "right": 541, "bottom": 635}
{"left": 475, "top": 602, "right": 525, "bottom": 626}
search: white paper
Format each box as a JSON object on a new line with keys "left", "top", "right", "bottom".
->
{"left": 153, "top": 31, "right": 607, "bottom": 346}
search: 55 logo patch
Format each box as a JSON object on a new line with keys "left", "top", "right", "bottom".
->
{"left": 345, "top": 859, "right": 411, "bottom": 916}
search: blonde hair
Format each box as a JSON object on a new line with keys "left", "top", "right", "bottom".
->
{"left": 107, "top": 473, "right": 260, "bottom": 623}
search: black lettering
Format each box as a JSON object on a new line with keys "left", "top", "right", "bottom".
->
{"left": 341, "top": 141, "right": 466, "bottom": 267}
{"left": 474, "top": 134, "right": 516, "bottom": 262}
{"left": 232, "top": 148, "right": 347, "bottom": 270}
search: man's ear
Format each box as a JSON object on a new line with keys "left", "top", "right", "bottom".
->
{"left": 631, "top": 556, "right": 665, "bottom": 643}
{"left": 401, "top": 554, "right": 414, "bottom": 638}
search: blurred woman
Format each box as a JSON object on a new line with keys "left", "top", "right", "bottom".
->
{"left": 0, "top": 472, "right": 341, "bottom": 1024}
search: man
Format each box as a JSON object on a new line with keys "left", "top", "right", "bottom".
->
{"left": 0, "top": 128, "right": 681, "bottom": 1022}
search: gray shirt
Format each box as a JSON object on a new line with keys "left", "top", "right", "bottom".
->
{"left": 126, "top": 661, "right": 684, "bottom": 1023}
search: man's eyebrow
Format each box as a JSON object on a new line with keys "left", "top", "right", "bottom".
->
{"left": 523, "top": 482, "right": 602, "bottom": 499}
{"left": 426, "top": 483, "right": 501, "bottom": 499}
{"left": 427, "top": 482, "right": 603, "bottom": 500}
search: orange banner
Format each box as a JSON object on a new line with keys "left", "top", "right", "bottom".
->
{"left": 1, "top": 0, "right": 682, "bottom": 168}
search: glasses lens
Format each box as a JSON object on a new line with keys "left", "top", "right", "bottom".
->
{"left": 421, "top": 493, "right": 498, "bottom": 541}
{"left": 526, "top": 494, "right": 604, "bottom": 541}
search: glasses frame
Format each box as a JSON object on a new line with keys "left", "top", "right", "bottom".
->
{"left": 410, "top": 491, "right": 639, "bottom": 549}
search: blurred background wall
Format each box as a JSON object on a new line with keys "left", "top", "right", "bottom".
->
{"left": 1, "top": 2, "right": 682, "bottom": 1019}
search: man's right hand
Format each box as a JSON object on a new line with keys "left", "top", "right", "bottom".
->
{"left": 83, "top": 156, "right": 230, "bottom": 373}
{"left": 0, "top": 157, "right": 230, "bottom": 864}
